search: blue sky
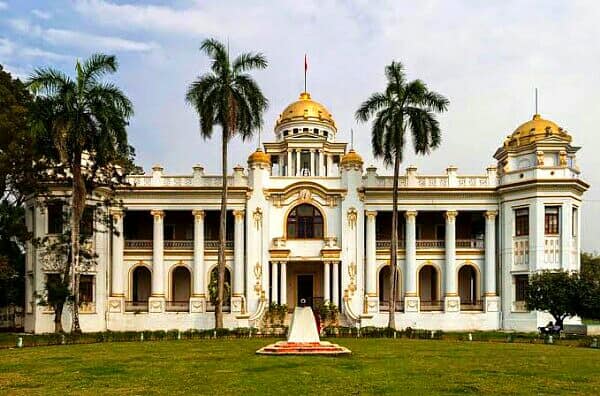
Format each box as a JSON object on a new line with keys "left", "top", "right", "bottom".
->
{"left": 1, "top": 0, "right": 599, "bottom": 250}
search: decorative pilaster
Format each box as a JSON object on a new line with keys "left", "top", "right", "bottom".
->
{"left": 365, "top": 210, "right": 378, "bottom": 313}
{"left": 190, "top": 209, "right": 205, "bottom": 313}
{"left": 231, "top": 209, "right": 245, "bottom": 313}
{"left": 404, "top": 210, "right": 419, "bottom": 312}
{"left": 444, "top": 210, "right": 460, "bottom": 312}
{"left": 149, "top": 209, "right": 165, "bottom": 313}
{"left": 319, "top": 149, "right": 325, "bottom": 176}
{"left": 295, "top": 149, "right": 301, "bottom": 176}
{"left": 560, "top": 203, "right": 571, "bottom": 270}
{"left": 111, "top": 209, "right": 125, "bottom": 297}
{"left": 309, "top": 149, "right": 315, "bottom": 176}
{"left": 287, "top": 151, "right": 292, "bottom": 176}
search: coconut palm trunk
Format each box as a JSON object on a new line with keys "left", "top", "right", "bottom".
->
{"left": 216, "top": 125, "right": 229, "bottom": 329}
{"left": 389, "top": 144, "right": 401, "bottom": 328}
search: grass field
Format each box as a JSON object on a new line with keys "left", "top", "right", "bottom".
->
{"left": 0, "top": 338, "right": 598, "bottom": 395}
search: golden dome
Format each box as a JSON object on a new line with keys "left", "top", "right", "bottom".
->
{"left": 247, "top": 148, "right": 271, "bottom": 165}
{"left": 340, "top": 149, "right": 364, "bottom": 167}
{"left": 505, "top": 114, "right": 571, "bottom": 147}
{"left": 275, "top": 92, "right": 336, "bottom": 131}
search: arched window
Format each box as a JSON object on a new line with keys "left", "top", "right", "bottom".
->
{"left": 378, "top": 265, "right": 402, "bottom": 312}
{"left": 287, "top": 204, "right": 323, "bottom": 238}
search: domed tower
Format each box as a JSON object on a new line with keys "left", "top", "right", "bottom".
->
{"left": 264, "top": 91, "right": 347, "bottom": 177}
{"left": 495, "top": 113, "right": 588, "bottom": 331}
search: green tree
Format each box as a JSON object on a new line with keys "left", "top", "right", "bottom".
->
{"left": 27, "top": 54, "right": 134, "bottom": 333}
{"left": 355, "top": 61, "right": 448, "bottom": 328}
{"left": 525, "top": 270, "right": 579, "bottom": 329}
{"left": 0, "top": 65, "right": 45, "bottom": 308}
{"left": 579, "top": 253, "right": 600, "bottom": 321}
{"left": 186, "top": 38, "right": 268, "bottom": 328}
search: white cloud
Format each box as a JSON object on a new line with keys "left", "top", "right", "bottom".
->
{"left": 31, "top": 9, "right": 52, "bottom": 20}
{"left": 9, "top": 18, "right": 158, "bottom": 52}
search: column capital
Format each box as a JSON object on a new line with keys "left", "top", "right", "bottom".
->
{"left": 192, "top": 209, "right": 205, "bottom": 219}
{"left": 110, "top": 208, "right": 125, "bottom": 219}
{"left": 309, "top": 148, "right": 316, "bottom": 152}
{"left": 233, "top": 209, "right": 245, "bottom": 220}
{"left": 444, "top": 210, "right": 458, "bottom": 221}
{"left": 150, "top": 209, "right": 165, "bottom": 219}
{"left": 484, "top": 210, "right": 498, "bottom": 220}
{"left": 404, "top": 210, "right": 418, "bottom": 219}
{"left": 365, "top": 210, "right": 378, "bottom": 218}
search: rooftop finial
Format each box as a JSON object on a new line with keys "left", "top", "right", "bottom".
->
{"left": 535, "top": 87, "right": 538, "bottom": 115}
{"left": 350, "top": 128, "right": 354, "bottom": 150}
{"left": 304, "top": 54, "right": 308, "bottom": 93}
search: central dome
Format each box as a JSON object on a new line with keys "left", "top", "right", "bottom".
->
{"left": 505, "top": 114, "right": 571, "bottom": 147}
{"left": 275, "top": 92, "right": 336, "bottom": 131}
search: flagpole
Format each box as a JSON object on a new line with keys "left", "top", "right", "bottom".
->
{"left": 304, "top": 54, "right": 307, "bottom": 93}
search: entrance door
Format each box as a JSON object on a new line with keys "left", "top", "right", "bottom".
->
{"left": 297, "top": 274, "right": 314, "bottom": 307}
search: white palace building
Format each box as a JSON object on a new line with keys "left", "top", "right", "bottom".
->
{"left": 24, "top": 91, "right": 589, "bottom": 333}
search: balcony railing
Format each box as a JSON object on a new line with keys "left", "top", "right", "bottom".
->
{"left": 375, "top": 239, "right": 483, "bottom": 250}
{"left": 165, "top": 300, "right": 189, "bottom": 312}
{"left": 456, "top": 239, "right": 484, "bottom": 249}
{"left": 125, "top": 300, "right": 149, "bottom": 312}
{"left": 420, "top": 300, "right": 443, "bottom": 311}
{"left": 124, "top": 240, "right": 234, "bottom": 250}
{"left": 164, "top": 240, "right": 193, "bottom": 249}
{"left": 460, "top": 300, "right": 484, "bottom": 311}
{"left": 378, "top": 299, "right": 404, "bottom": 312}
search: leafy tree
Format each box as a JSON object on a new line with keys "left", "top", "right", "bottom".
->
{"left": 355, "top": 61, "right": 449, "bottom": 328}
{"left": 0, "top": 65, "right": 46, "bottom": 307}
{"left": 186, "top": 38, "right": 268, "bottom": 328}
{"left": 525, "top": 270, "right": 579, "bottom": 329}
{"left": 27, "top": 54, "right": 135, "bottom": 333}
{"left": 579, "top": 253, "right": 600, "bottom": 320}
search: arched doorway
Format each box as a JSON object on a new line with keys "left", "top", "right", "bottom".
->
{"left": 419, "top": 265, "right": 441, "bottom": 311}
{"left": 129, "top": 266, "right": 151, "bottom": 312}
{"left": 208, "top": 267, "right": 231, "bottom": 313}
{"left": 458, "top": 265, "right": 480, "bottom": 310}
{"left": 168, "top": 266, "right": 191, "bottom": 312}
{"left": 378, "top": 265, "right": 402, "bottom": 312}
{"left": 286, "top": 204, "right": 324, "bottom": 238}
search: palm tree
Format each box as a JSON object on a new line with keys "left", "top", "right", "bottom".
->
{"left": 355, "top": 61, "right": 448, "bottom": 329}
{"left": 28, "top": 54, "right": 133, "bottom": 333}
{"left": 186, "top": 38, "right": 268, "bottom": 328}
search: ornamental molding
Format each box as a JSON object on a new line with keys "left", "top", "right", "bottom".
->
{"left": 263, "top": 181, "right": 345, "bottom": 208}
{"left": 347, "top": 207, "right": 358, "bottom": 229}
{"left": 252, "top": 207, "right": 263, "bottom": 229}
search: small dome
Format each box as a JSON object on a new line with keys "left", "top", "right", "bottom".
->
{"left": 505, "top": 114, "right": 571, "bottom": 147}
{"left": 247, "top": 148, "right": 271, "bottom": 165}
{"left": 275, "top": 92, "right": 336, "bottom": 131}
{"left": 340, "top": 149, "right": 363, "bottom": 167}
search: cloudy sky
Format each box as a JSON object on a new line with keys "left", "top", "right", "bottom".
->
{"left": 1, "top": 0, "right": 599, "bottom": 250}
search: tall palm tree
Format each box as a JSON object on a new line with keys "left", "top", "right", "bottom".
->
{"left": 355, "top": 61, "right": 448, "bottom": 329}
{"left": 186, "top": 38, "right": 268, "bottom": 328}
{"left": 28, "top": 54, "right": 133, "bottom": 333}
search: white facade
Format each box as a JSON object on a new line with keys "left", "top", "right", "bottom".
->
{"left": 24, "top": 93, "right": 589, "bottom": 333}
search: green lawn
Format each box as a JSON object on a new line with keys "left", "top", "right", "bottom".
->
{"left": 0, "top": 338, "right": 598, "bottom": 395}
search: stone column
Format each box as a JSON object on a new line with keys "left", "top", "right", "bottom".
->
{"left": 231, "top": 210, "right": 245, "bottom": 313}
{"left": 296, "top": 149, "right": 302, "bottom": 176}
{"left": 107, "top": 209, "right": 125, "bottom": 313}
{"left": 404, "top": 211, "right": 419, "bottom": 312}
{"left": 484, "top": 211, "right": 500, "bottom": 312}
{"left": 149, "top": 209, "right": 165, "bottom": 312}
{"left": 271, "top": 262, "right": 279, "bottom": 304}
{"left": 190, "top": 209, "right": 205, "bottom": 313}
{"left": 365, "top": 210, "right": 378, "bottom": 313}
{"left": 309, "top": 149, "right": 315, "bottom": 176}
{"left": 287, "top": 150, "right": 292, "bottom": 176}
{"left": 324, "top": 261, "right": 331, "bottom": 302}
{"left": 560, "top": 203, "right": 571, "bottom": 270}
{"left": 280, "top": 261, "right": 287, "bottom": 305}
{"left": 444, "top": 210, "right": 460, "bottom": 312}
{"left": 332, "top": 261, "right": 339, "bottom": 306}
{"left": 319, "top": 150, "right": 325, "bottom": 176}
